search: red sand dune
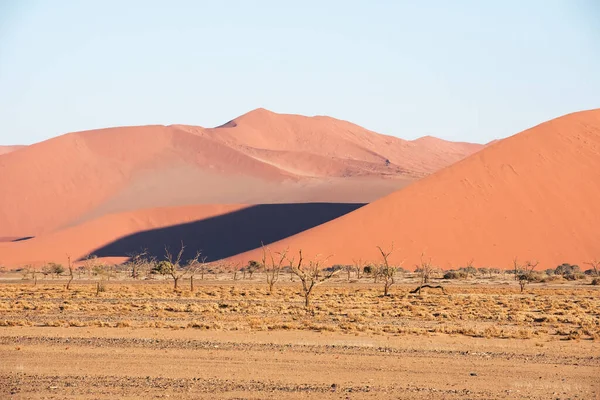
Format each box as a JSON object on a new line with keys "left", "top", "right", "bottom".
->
{"left": 233, "top": 109, "right": 600, "bottom": 270}
{"left": 0, "top": 204, "right": 247, "bottom": 267}
{"left": 0, "top": 125, "right": 289, "bottom": 238}
{"left": 0, "top": 109, "right": 481, "bottom": 240}
{"left": 200, "top": 108, "right": 482, "bottom": 178}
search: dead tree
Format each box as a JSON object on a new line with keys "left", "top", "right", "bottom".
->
{"left": 211, "top": 262, "right": 223, "bottom": 280}
{"left": 416, "top": 253, "right": 435, "bottom": 285}
{"left": 343, "top": 265, "right": 353, "bottom": 281}
{"left": 126, "top": 249, "right": 149, "bottom": 279}
{"left": 518, "top": 260, "right": 539, "bottom": 292}
{"left": 376, "top": 244, "right": 400, "bottom": 296}
{"left": 261, "top": 243, "right": 287, "bottom": 293}
{"left": 41, "top": 265, "right": 51, "bottom": 280}
{"left": 512, "top": 257, "right": 520, "bottom": 281}
{"left": 185, "top": 251, "right": 205, "bottom": 291}
{"left": 352, "top": 258, "right": 364, "bottom": 280}
{"left": 81, "top": 254, "right": 99, "bottom": 278}
{"left": 412, "top": 253, "right": 444, "bottom": 295}
{"left": 288, "top": 250, "right": 340, "bottom": 309}
{"left": 31, "top": 265, "right": 38, "bottom": 286}
{"left": 66, "top": 255, "right": 74, "bottom": 290}
{"left": 164, "top": 241, "right": 186, "bottom": 290}
{"left": 231, "top": 262, "right": 241, "bottom": 281}
{"left": 585, "top": 259, "right": 600, "bottom": 276}
{"left": 410, "top": 284, "right": 447, "bottom": 295}
{"left": 462, "top": 259, "right": 476, "bottom": 278}
{"left": 20, "top": 265, "right": 32, "bottom": 280}
{"left": 371, "top": 264, "right": 380, "bottom": 283}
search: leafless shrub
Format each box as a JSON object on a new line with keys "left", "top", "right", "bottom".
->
{"left": 412, "top": 253, "right": 445, "bottom": 295}
{"left": 163, "top": 241, "right": 186, "bottom": 290}
{"left": 186, "top": 251, "right": 206, "bottom": 291}
{"left": 341, "top": 264, "right": 354, "bottom": 281}
{"left": 513, "top": 257, "right": 521, "bottom": 281}
{"left": 415, "top": 253, "right": 436, "bottom": 285}
{"left": 81, "top": 254, "right": 100, "bottom": 278}
{"left": 585, "top": 259, "right": 599, "bottom": 277}
{"left": 352, "top": 258, "right": 365, "bottom": 280}
{"left": 261, "top": 243, "right": 287, "bottom": 293}
{"left": 518, "top": 260, "right": 539, "bottom": 292}
{"left": 125, "top": 249, "right": 150, "bottom": 279}
{"left": 66, "top": 255, "right": 74, "bottom": 290}
{"left": 96, "top": 280, "right": 106, "bottom": 295}
{"left": 376, "top": 244, "right": 401, "bottom": 296}
{"left": 287, "top": 250, "right": 340, "bottom": 309}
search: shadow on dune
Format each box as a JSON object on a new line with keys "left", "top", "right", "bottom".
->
{"left": 88, "top": 203, "right": 365, "bottom": 262}
{"left": 0, "top": 236, "right": 35, "bottom": 243}
{"left": 13, "top": 236, "right": 35, "bottom": 242}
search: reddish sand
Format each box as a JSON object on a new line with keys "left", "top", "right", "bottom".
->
{"left": 0, "top": 145, "right": 24, "bottom": 155}
{"left": 201, "top": 108, "right": 482, "bottom": 178}
{"left": 234, "top": 109, "right": 600, "bottom": 270}
{"left": 0, "top": 109, "right": 480, "bottom": 240}
{"left": 0, "top": 204, "right": 247, "bottom": 267}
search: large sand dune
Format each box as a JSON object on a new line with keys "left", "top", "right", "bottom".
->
{"left": 0, "top": 109, "right": 480, "bottom": 242}
{"left": 0, "top": 204, "right": 245, "bottom": 266}
{"left": 232, "top": 109, "right": 600, "bottom": 270}
{"left": 0, "top": 203, "right": 367, "bottom": 266}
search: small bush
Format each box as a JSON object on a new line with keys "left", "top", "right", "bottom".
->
{"left": 526, "top": 272, "right": 546, "bottom": 283}
{"left": 443, "top": 270, "right": 466, "bottom": 279}
{"left": 97, "top": 281, "right": 107, "bottom": 293}
{"left": 541, "top": 275, "right": 564, "bottom": 283}
{"left": 555, "top": 263, "right": 580, "bottom": 276}
{"left": 564, "top": 272, "right": 586, "bottom": 281}
{"left": 458, "top": 266, "right": 477, "bottom": 277}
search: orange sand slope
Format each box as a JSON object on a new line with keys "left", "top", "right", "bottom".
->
{"left": 0, "top": 204, "right": 247, "bottom": 267}
{"left": 234, "top": 109, "right": 600, "bottom": 270}
{"left": 0, "top": 145, "right": 24, "bottom": 156}
{"left": 0, "top": 203, "right": 366, "bottom": 267}
{"left": 0, "top": 109, "right": 481, "bottom": 239}
{"left": 195, "top": 108, "right": 482, "bottom": 178}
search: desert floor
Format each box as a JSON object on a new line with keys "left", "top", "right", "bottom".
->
{"left": 0, "top": 276, "right": 598, "bottom": 399}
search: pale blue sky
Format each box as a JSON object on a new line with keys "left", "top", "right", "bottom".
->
{"left": 0, "top": 0, "right": 599, "bottom": 145}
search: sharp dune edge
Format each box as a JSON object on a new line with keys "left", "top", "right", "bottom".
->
{"left": 233, "top": 109, "right": 600, "bottom": 269}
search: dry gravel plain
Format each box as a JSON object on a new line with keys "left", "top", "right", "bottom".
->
{"left": 0, "top": 275, "right": 599, "bottom": 399}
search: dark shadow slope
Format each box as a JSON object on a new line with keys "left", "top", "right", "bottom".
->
{"left": 89, "top": 203, "right": 365, "bottom": 262}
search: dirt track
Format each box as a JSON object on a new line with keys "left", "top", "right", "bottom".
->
{"left": 1, "top": 327, "right": 598, "bottom": 399}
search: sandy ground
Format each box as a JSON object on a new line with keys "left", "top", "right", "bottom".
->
{"left": 1, "top": 327, "right": 598, "bottom": 399}
{"left": 0, "top": 278, "right": 598, "bottom": 399}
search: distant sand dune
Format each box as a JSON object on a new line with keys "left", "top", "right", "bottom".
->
{"left": 0, "top": 109, "right": 480, "bottom": 246}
